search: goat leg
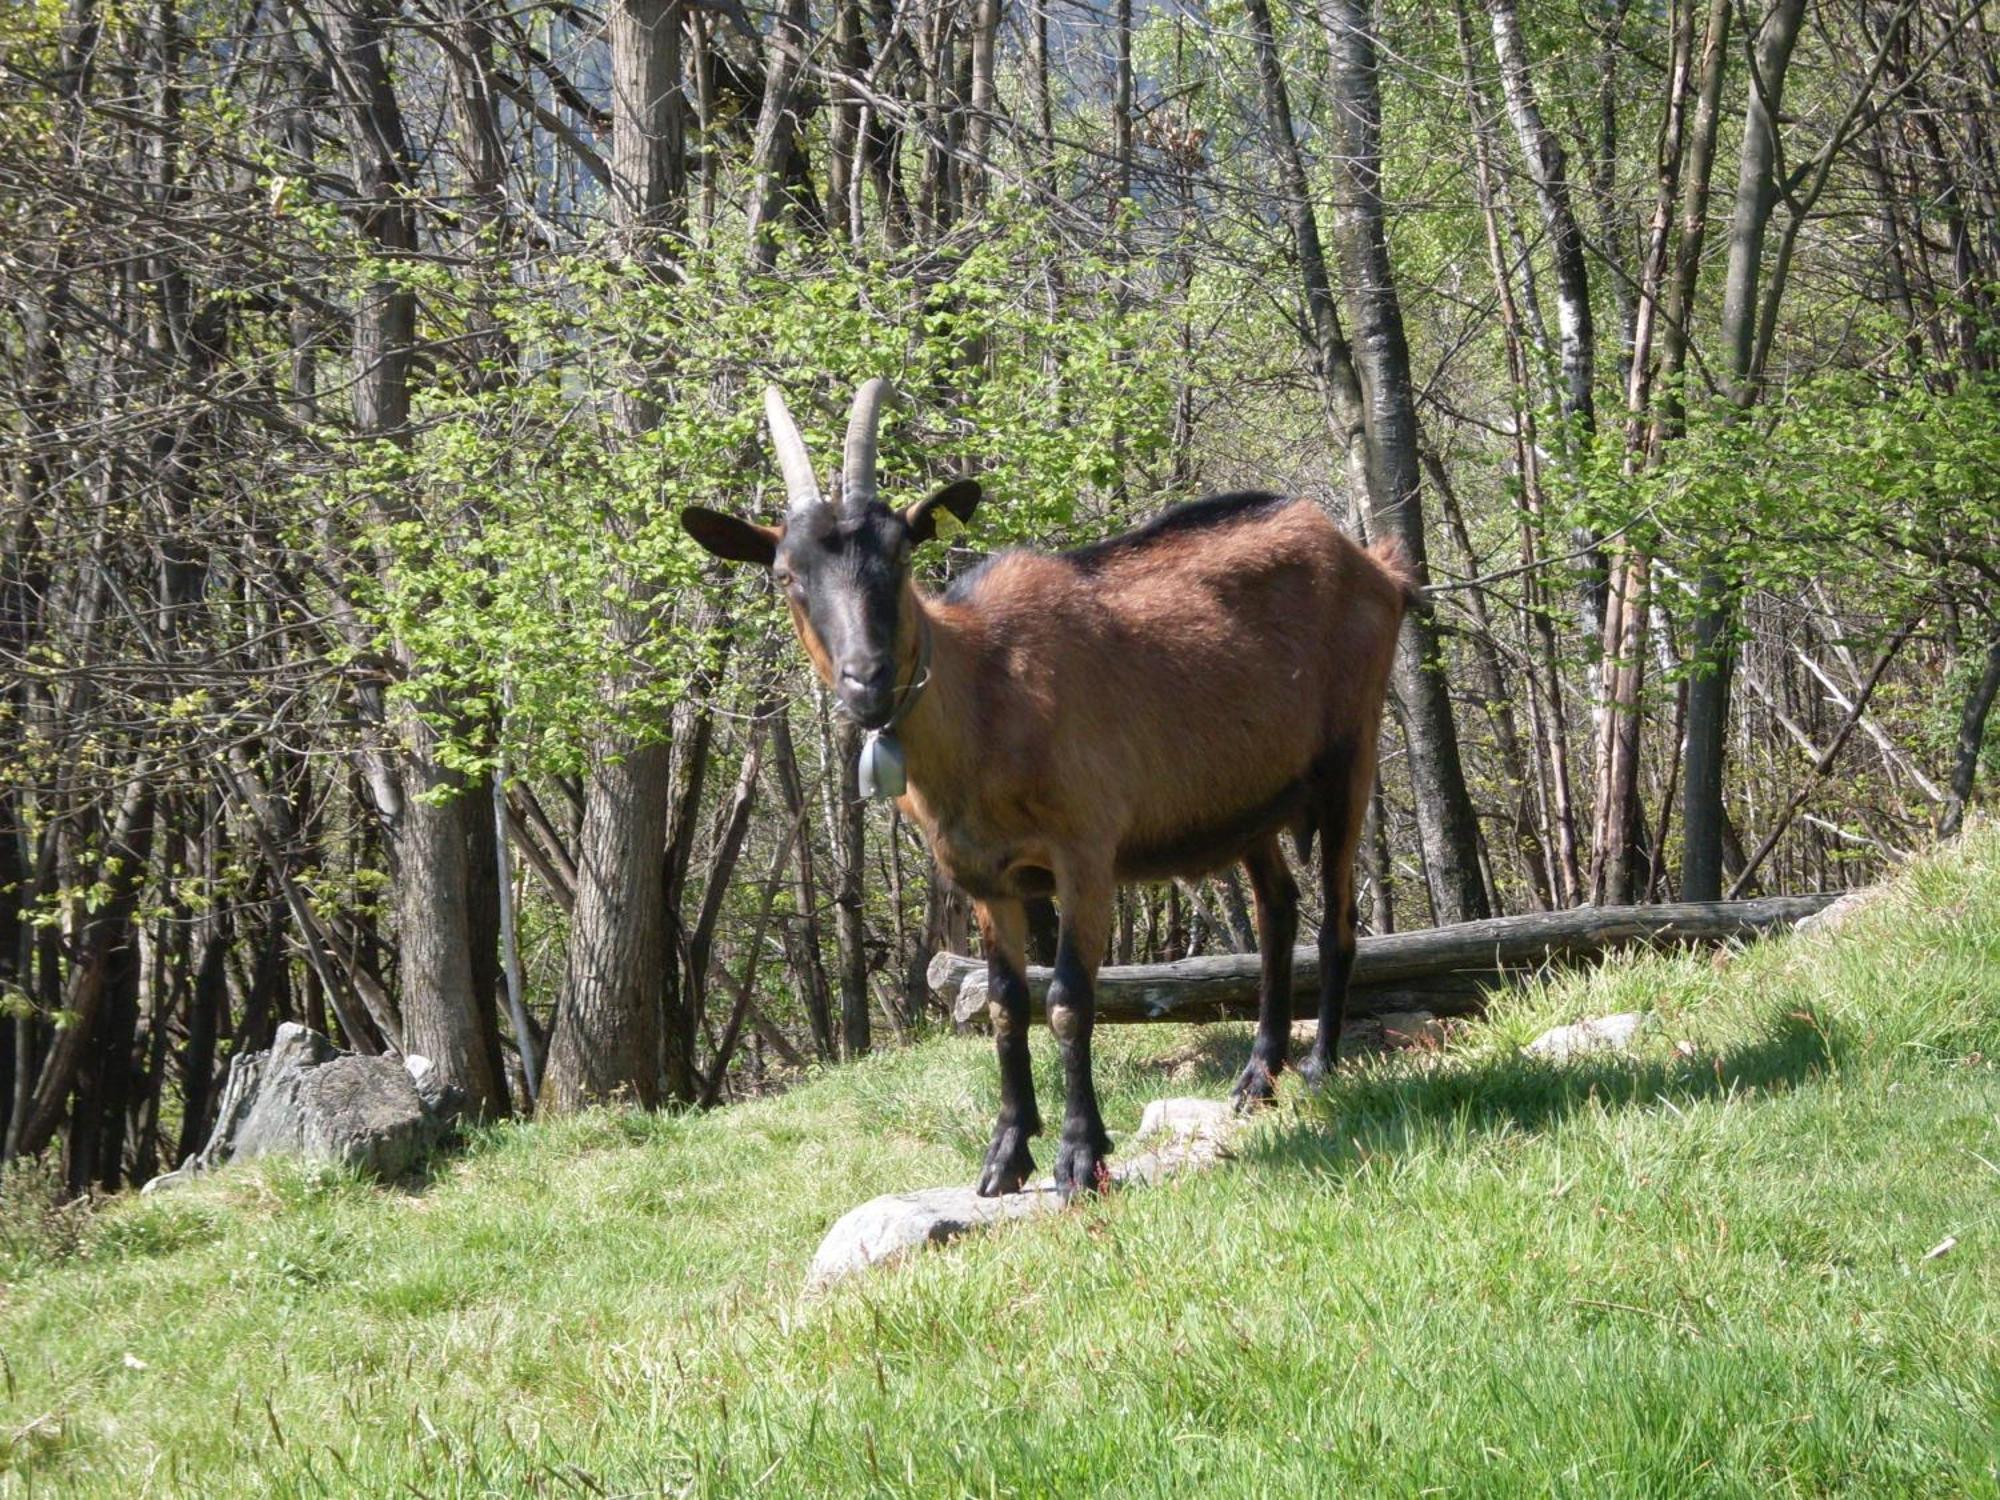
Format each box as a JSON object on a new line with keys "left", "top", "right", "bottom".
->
{"left": 1049, "top": 872, "right": 1114, "bottom": 1199}
{"left": 1300, "top": 738, "right": 1371, "bottom": 1083}
{"left": 1232, "top": 835, "right": 1300, "bottom": 1109}
{"left": 975, "top": 898, "right": 1040, "bottom": 1197}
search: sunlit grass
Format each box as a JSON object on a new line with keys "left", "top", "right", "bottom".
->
{"left": 4, "top": 827, "right": 1997, "bottom": 1495}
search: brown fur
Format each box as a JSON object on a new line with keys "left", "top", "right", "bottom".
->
{"left": 886, "top": 499, "right": 1406, "bottom": 903}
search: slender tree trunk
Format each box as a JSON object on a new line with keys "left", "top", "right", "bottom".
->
{"left": 747, "top": 0, "right": 808, "bottom": 269}
{"left": 174, "top": 898, "right": 227, "bottom": 1162}
{"left": 685, "top": 718, "right": 771, "bottom": 1046}
{"left": 1428, "top": 452, "right": 1551, "bottom": 911}
{"left": 1488, "top": 0, "right": 1605, "bottom": 645}
{"left": 1454, "top": 0, "right": 1582, "bottom": 906}
{"left": 1032, "top": 0, "right": 1056, "bottom": 198}
{"left": 1325, "top": 0, "right": 1490, "bottom": 923}
{"left": 833, "top": 716, "right": 870, "bottom": 1059}
{"left": 827, "top": 0, "right": 862, "bottom": 242}
{"left": 864, "top": 0, "right": 914, "bottom": 248}
{"left": 543, "top": 0, "right": 688, "bottom": 1112}
{"left": 320, "top": 0, "right": 508, "bottom": 1113}
{"left": 1240, "top": 0, "right": 1370, "bottom": 504}
{"left": 965, "top": 0, "right": 999, "bottom": 210}
{"left": 1590, "top": 0, "right": 1698, "bottom": 905}
{"left": 16, "top": 773, "right": 152, "bottom": 1164}
{"left": 1941, "top": 624, "right": 2000, "bottom": 838}
{"left": 1682, "top": 0, "right": 1804, "bottom": 901}
{"left": 771, "top": 710, "right": 836, "bottom": 1058}
{"left": 1589, "top": 0, "right": 1635, "bottom": 381}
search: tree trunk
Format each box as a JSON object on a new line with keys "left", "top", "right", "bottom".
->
{"left": 1682, "top": 0, "right": 1805, "bottom": 901}
{"left": 543, "top": 744, "right": 675, "bottom": 1110}
{"left": 608, "top": 0, "right": 686, "bottom": 262}
{"left": 746, "top": 0, "right": 808, "bottom": 270}
{"left": 833, "top": 716, "right": 870, "bottom": 1059}
{"left": 1590, "top": 0, "right": 1700, "bottom": 906}
{"left": 933, "top": 895, "right": 1839, "bottom": 1026}
{"left": 965, "top": 0, "right": 1000, "bottom": 211}
{"left": 1454, "top": 0, "right": 1583, "bottom": 906}
{"left": 1487, "top": 0, "right": 1604, "bottom": 644}
{"left": 542, "top": 0, "right": 688, "bottom": 1112}
{"left": 863, "top": 0, "right": 915, "bottom": 248}
{"left": 1941, "top": 625, "right": 2000, "bottom": 839}
{"left": 1324, "top": 0, "right": 1490, "bottom": 923}
{"left": 827, "top": 0, "right": 862, "bottom": 242}
{"left": 16, "top": 773, "right": 153, "bottom": 1165}
{"left": 320, "top": 0, "right": 508, "bottom": 1114}
{"left": 1240, "top": 0, "right": 1371, "bottom": 500}
{"left": 1428, "top": 451, "right": 1551, "bottom": 911}
{"left": 771, "top": 709, "right": 836, "bottom": 1058}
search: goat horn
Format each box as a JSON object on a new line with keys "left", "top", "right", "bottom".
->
{"left": 840, "top": 378, "right": 891, "bottom": 513}
{"left": 764, "top": 386, "right": 823, "bottom": 514}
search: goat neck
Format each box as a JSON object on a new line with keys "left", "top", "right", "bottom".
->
{"left": 884, "top": 583, "right": 977, "bottom": 820}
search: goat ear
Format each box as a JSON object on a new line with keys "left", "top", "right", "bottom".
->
{"left": 903, "top": 479, "right": 983, "bottom": 546}
{"left": 681, "top": 506, "right": 779, "bottom": 567}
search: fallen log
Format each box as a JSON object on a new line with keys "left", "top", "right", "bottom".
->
{"left": 929, "top": 894, "right": 1839, "bottom": 1026}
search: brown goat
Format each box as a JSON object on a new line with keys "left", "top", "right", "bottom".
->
{"left": 683, "top": 381, "right": 1411, "bottom": 1198}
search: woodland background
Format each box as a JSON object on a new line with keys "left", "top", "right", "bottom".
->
{"left": 2, "top": 0, "right": 1996, "bottom": 1194}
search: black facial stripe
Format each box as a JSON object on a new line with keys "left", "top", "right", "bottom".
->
{"left": 778, "top": 505, "right": 909, "bottom": 676}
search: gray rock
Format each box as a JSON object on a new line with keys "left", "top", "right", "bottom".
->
{"left": 1133, "top": 1095, "right": 1234, "bottom": 1144}
{"left": 293, "top": 1055, "right": 444, "bottom": 1177}
{"left": 403, "top": 1053, "right": 465, "bottom": 1123}
{"left": 1795, "top": 889, "right": 1874, "bottom": 936}
{"left": 139, "top": 1164, "right": 193, "bottom": 1196}
{"left": 806, "top": 1183, "right": 1066, "bottom": 1289}
{"left": 1118, "top": 1096, "right": 1240, "bottom": 1185}
{"left": 1523, "top": 1011, "right": 1653, "bottom": 1061}
{"left": 806, "top": 1095, "right": 1245, "bottom": 1290}
{"left": 142, "top": 1023, "right": 443, "bottom": 1191}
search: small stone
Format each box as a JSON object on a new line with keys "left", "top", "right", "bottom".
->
{"left": 807, "top": 1184, "right": 1064, "bottom": 1289}
{"left": 140, "top": 1164, "right": 194, "bottom": 1196}
{"left": 1134, "top": 1096, "right": 1235, "bottom": 1143}
{"left": 1796, "top": 890, "right": 1873, "bottom": 936}
{"left": 806, "top": 1096, "right": 1247, "bottom": 1291}
{"left": 1309, "top": 1010, "right": 1452, "bottom": 1054}
{"left": 1524, "top": 1011, "right": 1653, "bottom": 1061}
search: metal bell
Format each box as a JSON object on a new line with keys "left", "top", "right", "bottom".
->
{"left": 857, "top": 729, "right": 907, "bottom": 801}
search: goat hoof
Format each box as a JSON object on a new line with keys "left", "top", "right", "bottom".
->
{"left": 977, "top": 1122, "right": 1036, "bottom": 1197}
{"left": 1054, "top": 1130, "right": 1112, "bottom": 1201}
{"left": 1230, "top": 1058, "right": 1280, "bottom": 1112}
{"left": 1295, "top": 1047, "right": 1338, "bottom": 1088}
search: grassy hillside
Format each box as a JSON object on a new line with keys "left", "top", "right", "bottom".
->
{"left": 5, "top": 828, "right": 1998, "bottom": 1497}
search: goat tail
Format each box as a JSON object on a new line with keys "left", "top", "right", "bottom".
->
{"left": 1364, "top": 534, "right": 1426, "bottom": 614}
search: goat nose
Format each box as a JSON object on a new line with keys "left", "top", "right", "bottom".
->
{"left": 838, "top": 664, "right": 896, "bottom": 726}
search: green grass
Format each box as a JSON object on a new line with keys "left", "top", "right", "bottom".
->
{"left": 5, "top": 829, "right": 1999, "bottom": 1497}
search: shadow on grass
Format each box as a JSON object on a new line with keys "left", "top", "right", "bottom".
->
{"left": 1143, "top": 1005, "right": 1839, "bottom": 1176}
